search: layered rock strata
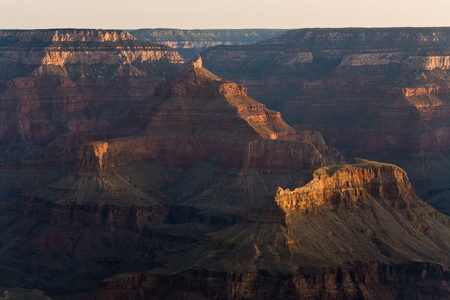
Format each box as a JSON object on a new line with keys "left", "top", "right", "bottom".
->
{"left": 129, "top": 29, "right": 286, "bottom": 61}
{"left": 0, "top": 29, "right": 183, "bottom": 150}
{"left": 275, "top": 159, "right": 417, "bottom": 214}
{"left": 90, "top": 262, "right": 450, "bottom": 300}
{"left": 0, "top": 29, "right": 184, "bottom": 202}
{"left": 0, "top": 29, "right": 185, "bottom": 295}
{"left": 77, "top": 56, "right": 342, "bottom": 173}
{"left": 0, "top": 55, "right": 343, "bottom": 297}
{"left": 2, "top": 51, "right": 449, "bottom": 300}
{"left": 201, "top": 27, "right": 450, "bottom": 214}
{"left": 88, "top": 160, "right": 450, "bottom": 299}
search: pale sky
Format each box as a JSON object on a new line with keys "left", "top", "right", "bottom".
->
{"left": 1, "top": 0, "right": 449, "bottom": 29}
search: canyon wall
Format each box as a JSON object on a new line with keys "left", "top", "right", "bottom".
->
{"left": 89, "top": 262, "right": 450, "bottom": 300}
{"left": 0, "top": 54, "right": 346, "bottom": 297}
{"left": 0, "top": 29, "right": 184, "bottom": 199}
{"left": 275, "top": 159, "right": 417, "bottom": 214}
{"left": 130, "top": 29, "right": 286, "bottom": 61}
{"left": 0, "top": 30, "right": 449, "bottom": 299}
{"left": 202, "top": 27, "right": 450, "bottom": 214}
{"left": 86, "top": 160, "right": 450, "bottom": 299}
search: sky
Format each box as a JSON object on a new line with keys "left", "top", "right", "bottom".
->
{"left": 1, "top": 0, "right": 450, "bottom": 30}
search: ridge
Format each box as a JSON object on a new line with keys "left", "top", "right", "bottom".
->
{"left": 154, "top": 54, "right": 229, "bottom": 97}
{"left": 88, "top": 56, "right": 343, "bottom": 171}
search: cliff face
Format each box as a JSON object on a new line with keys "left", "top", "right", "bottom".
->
{"left": 69, "top": 66, "right": 449, "bottom": 299}
{"left": 0, "top": 29, "right": 135, "bottom": 42}
{"left": 0, "top": 29, "right": 183, "bottom": 80}
{"left": 0, "top": 29, "right": 184, "bottom": 191}
{"left": 87, "top": 160, "right": 450, "bottom": 300}
{"left": 0, "top": 32, "right": 186, "bottom": 291}
{"left": 74, "top": 61, "right": 449, "bottom": 299}
{"left": 1, "top": 43, "right": 449, "bottom": 300}
{"left": 0, "top": 29, "right": 183, "bottom": 153}
{"left": 201, "top": 27, "right": 450, "bottom": 214}
{"left": 0, "top": 54, "right": 345, "bottom": 296}
{"left": 90, "top": 262, "right": 450, "bottom": 300}
{"left": 80, "top": 56, "right": 342, "bottom": 174}
{"left": 275, "top": 159, "right": 416, "bottom": 213}
{"left": 8, "top": 195, "right": 167, "bottom": 232}
{"left": 129, "top": 29, "right": 286, "bottom": 61}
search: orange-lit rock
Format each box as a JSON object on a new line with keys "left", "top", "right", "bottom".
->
{"left": 1, "top": 31, "right": 450, "bottom": 299}
{"left": 276, "top": 159, "right": 417, "bottom": 214}
{"left": 202, "top": 28, "right": 450, "bottom": 214}
{"left": 73, "top": 55, "right": 342, "bottom": 174}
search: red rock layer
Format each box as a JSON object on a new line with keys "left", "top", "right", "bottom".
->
{"left": 77, "top": 137, "right": 329, "bottom": 173}
{"left": 7, "top": 196, "right": 166, "bottom": 232}
{"left": 0, "top": 29, "right": 184, "bottom": 167}
{"left": 74, "top": 56, "right": 342, "bottom": 173}
{"left": 276, "top": 159, "right": 418, "bottom": 214}
{"left": 89, "top": 262, "right": 450, "bottom": 300}
{"left": 201, "top": 28, "right": 450, "bottom": 213}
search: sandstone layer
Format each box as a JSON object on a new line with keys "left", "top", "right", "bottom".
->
{"left": 129, "top": 29, "right": 286, "bottom": 61}
{"left": 202, "top": 27, "right": 450, "bottom": 214}
{"left": 88, "top": 160, "right": 450, "bottom": 299}
{"left": 0, "top": 55, "right": 343, "bottom": 296}
{"left": 90, "top": 262, "right": 450, "bottom": 300}
{"left": 1, "top": 46, "right": 449, "bottom": 300}
{"left": 0, "top": 29, "right": 184, "bottom": 202}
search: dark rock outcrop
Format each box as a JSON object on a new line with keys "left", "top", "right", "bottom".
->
{"left": 0, "top": 40, "right": 449, "bottom": 300}
{"left": 0, "top": 54, "right": 345, "bottom": 297}
{"left": 77, "top": 55, "right": 343, "bottom": 173}
{"left": 201, "top": 27, "right": 450, "bottom": 214}
{"left": 129, "top": 29, "right": 286, "bottom": 61}
{"left": 0, "top": 29, "right": 184, "bottom": 203}
{"left": 89, "top": 262, "right": 450, "bottom": 300}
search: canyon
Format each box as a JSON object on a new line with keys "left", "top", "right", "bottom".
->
{"left": 201, "top": 27, "right": 450, "bottom": 215}
{"left": 0, "top": 29, "right": 449, "bottom": 299}
{"left": 0, "top": 29, "right": 183, "bottom": 201}
{"left": 130, "top": 29, "right": 286, "bottom": 61}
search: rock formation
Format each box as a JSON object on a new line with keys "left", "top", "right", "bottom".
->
{"left": 129, "top": 29, "right": 286, "bottom": 61}
{"left": 275, "top": 159, "right": 417, "bottom": 213}
{"left": 88, "top": 159, "right": 450, "bottom": 299}
{"left": 201, "top": 27, "right": 450, "bottom": 215}
{"left": 89, "top": 262, "right": 450, "bottom": 300}
{"left": 0, "top": 54, "right": 343, "bottom": 296}
{"left": 0, "top": 29, "right": 184, "bottom": 200}
{"left": 0, "top": 38, "right": 449, "bottom": 300}
{"left": 78, "top": 54, "right": 342, "bottom": 173}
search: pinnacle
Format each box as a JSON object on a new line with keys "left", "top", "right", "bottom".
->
{"left": 189, "top": 54, "right": 202, "bottom": 69}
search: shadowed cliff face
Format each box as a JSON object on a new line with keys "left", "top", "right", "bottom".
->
{"left": 0, "top": 54, "right": 344, "bottom": 296}
{"left": 77, "top": 55, "right": 343, "bottom": 173}
{"left": 129, "top": 29, "right": 286, "bottom": 61}
{"left": 88, "top": 160, "right": 450, "bottom": 300}
{"left": 0, "top": 29, "right": 183, "bottom": 80}
{"left": 89, "top": 262, "right": 450, "bottom": 300}
{"left": 0, "top": 49, "right": 449, "bottom": 299}
{"left": 0, "top": 28, "right": 184, "bottom": 148}
{"left": 201, "top": 27, "right": 450, "bottom": 214}
{"left": 0, "top": 29, "right": 185, "bottom": 201}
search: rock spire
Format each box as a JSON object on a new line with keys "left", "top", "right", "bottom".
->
{"left": 189, "top": 54, "right": 203, "bottom": 69}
